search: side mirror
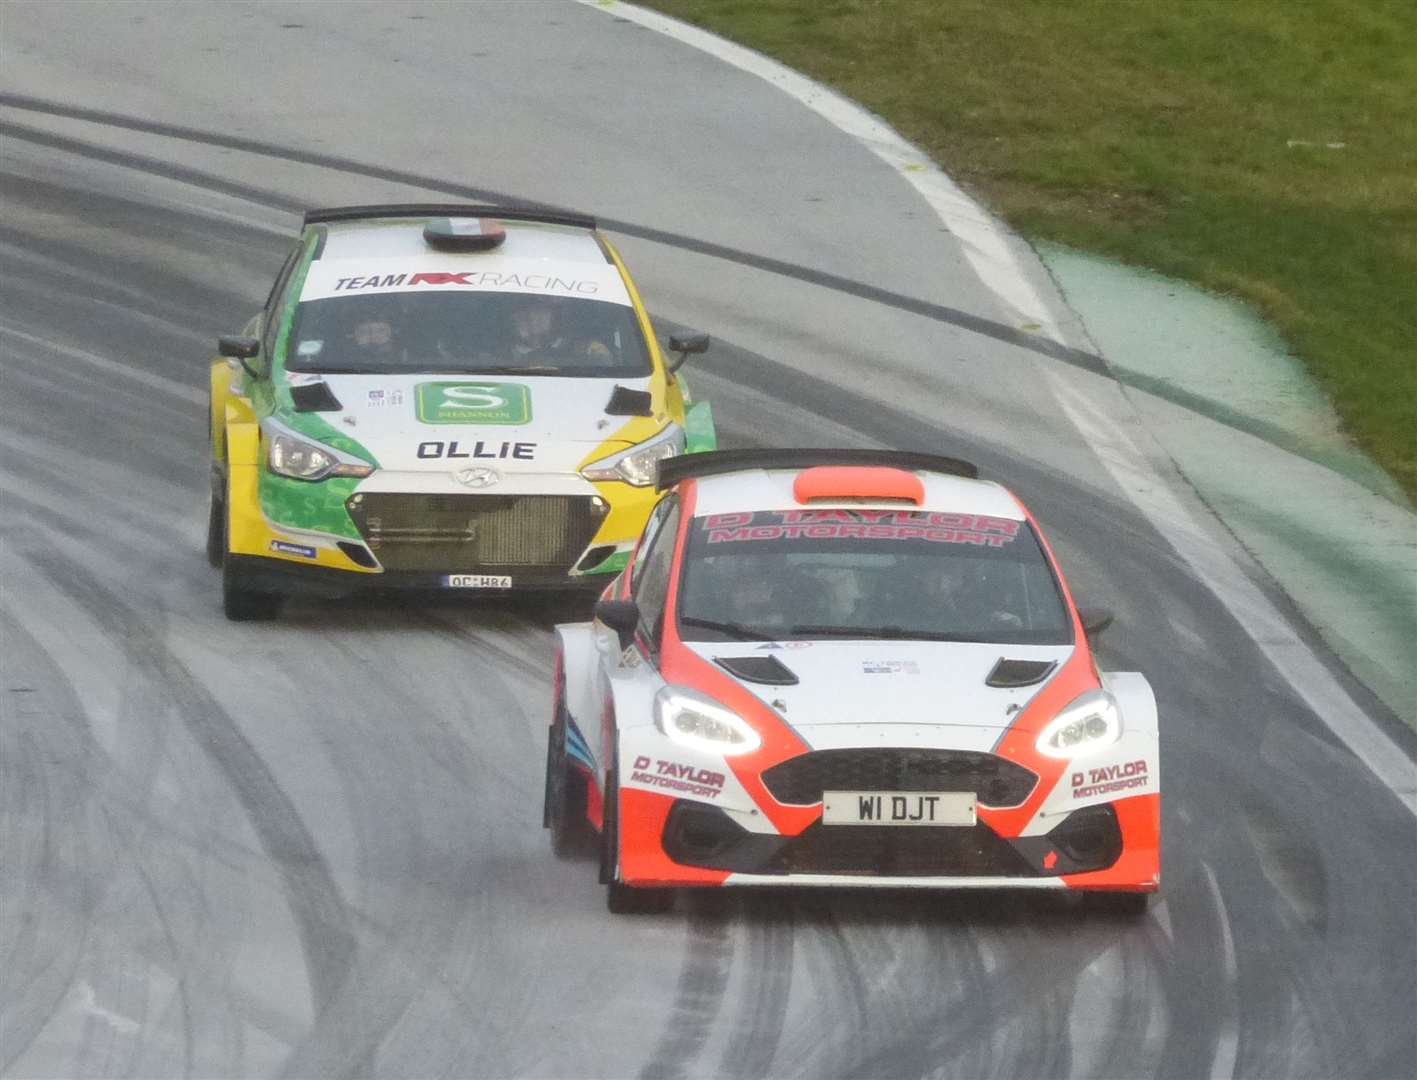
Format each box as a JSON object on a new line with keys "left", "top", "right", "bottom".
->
{"left": 1078, "top": 607, "right": 1115, "bottom": 648}
{"left": 218, "top": 335, "right": 263, "bottom": 380}
{"left": 595, "top": 599, "right": 641, "bottom": 651}
{"left": 665, "top": 331, "right": 710, "bottom": 373}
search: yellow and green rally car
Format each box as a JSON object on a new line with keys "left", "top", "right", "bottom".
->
{"left": 208, "top": 203, "right": 715, "bottom": 619}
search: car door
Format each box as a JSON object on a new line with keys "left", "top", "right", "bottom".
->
{"left": 592, "top": 494, "right": 680, "bottom": 778}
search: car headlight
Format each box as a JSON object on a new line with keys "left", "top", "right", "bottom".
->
{"left": 581, "top": 424, "right": 684, "bottom": 487}
{"left": 1034, "top": 689, "right": 1122, "bottom": 758}
{"left": 263, "top": 420, "right": 373, "bottom": 482}
{"left": 654, "top": 685, "right": 761, "bottom": 755}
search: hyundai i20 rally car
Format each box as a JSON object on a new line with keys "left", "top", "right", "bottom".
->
{"left": 208, "top": 204, "right": 715, "bottom": 619}
{"left": 544, "top": 450, "right": 1160, "bottom": 913}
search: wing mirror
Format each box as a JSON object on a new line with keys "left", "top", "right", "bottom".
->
{"left": 218, "top": 335, "right": 263, "bottom": 380}
{"left": 665, "top": 331, "right": 710, "bottom": 374}
{"left": 1078, "top": 607, "right": 1115, "bottom": 649}
{"left": 595, "top": 599, "right": 641, "bottom": 651}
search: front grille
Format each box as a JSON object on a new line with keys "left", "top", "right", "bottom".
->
{"left": 346, "top": 493, "right": 605, "bottom": 573}
{"left": 779, "top": 822, "right": 1035, "bottom": 877}
{"left": 762, "top": 748, "right": 1037, "bottom": 808}
{"left": 659, "top": 800, "right": 1037, "bottom": 877}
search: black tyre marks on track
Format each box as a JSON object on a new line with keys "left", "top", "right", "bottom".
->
{"left": 21, "top": 552, "right": 359, "bottom": 1029}
{"left": 638, "top": 911, "right": 736, "bottom": 1080}
{"left": 3, "top": 89, "right": 1414, "bottom": 1080}
{"left": 717, "top": 895, "right": 795, "bottom": 1079}
{"left": 0, "top": 622, "right": 102, "bottom": 1073}
{"left": 0, "top": 93, "right": 1109, "bottom": 374}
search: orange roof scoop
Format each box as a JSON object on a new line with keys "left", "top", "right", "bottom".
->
{"left": 792, "top": 465, "right": 925, "bottom": 505}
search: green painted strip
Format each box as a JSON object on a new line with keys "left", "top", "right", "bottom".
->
{"left": 685, "top": 400, "right": 717, "bottom": 453}
{"left": 583, "top": 549, "right": 631, "bottom": 575}
{"left": 1114, "top": 369, "right": 1409, "bottom": 508}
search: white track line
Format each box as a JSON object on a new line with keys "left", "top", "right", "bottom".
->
{"left": 579, "top": 0, "right": 1063, "bottom": 340}
{"left": 582, "top": 0, "right": 1417, "bottom": 813}
{"left": 1200, "top": 863, "right": 1240, "bottom": 1080}
{"left": 1048, "top": 372, "right": 1415, "bottom": 811}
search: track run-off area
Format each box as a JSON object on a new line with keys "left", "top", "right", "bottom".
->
{"left": 1, "top": 4, "right": 1413, "bottom": 1078}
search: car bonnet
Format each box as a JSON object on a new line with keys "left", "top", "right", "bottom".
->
{"left": 679, "top": 638, "right": 1075, "bottom": 738}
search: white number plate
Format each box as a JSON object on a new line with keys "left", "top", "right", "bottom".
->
{"left": 443, "top": 574, "right": 512, "bottom": 589}
{"left": 822, "top": 791, "right": 976, "bottom": 827}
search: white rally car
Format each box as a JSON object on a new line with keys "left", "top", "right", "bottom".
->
{"left": 543, "top": 450, "right": 1161, "bottom": 913}
{"left": 209, "top": 204, "right": 714, "bottom": 619}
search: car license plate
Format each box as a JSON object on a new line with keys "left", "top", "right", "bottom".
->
{"left": 443, "top": 574, "right": 512, "bottom": 589}
{"left": 822, "top": 791, "right": 976, "bottom": 827}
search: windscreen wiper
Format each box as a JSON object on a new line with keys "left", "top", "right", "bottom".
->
{"left": 451, "top": 364, "right": 561, "bottom": 374}
{"left": 787, "top": 624, "right": 966, "bottom": 641}
{"left": 678, "top": 615, "right": 776, "bottom": 641}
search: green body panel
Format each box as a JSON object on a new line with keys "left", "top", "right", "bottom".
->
{"left": 685, "top": 401, "right": 718, "bottom": 453}
{"left": 259, "top": 473, "right": 364, "bottom": 539}
{"left": 253, "top": 231, "right": 377, "bottom": 537}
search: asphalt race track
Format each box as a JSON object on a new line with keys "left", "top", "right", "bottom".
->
{"left": 1, "top": 4, "right": 1413, "bottom": 1078}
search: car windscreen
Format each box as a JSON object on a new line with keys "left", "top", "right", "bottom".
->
{"left": 285, "top": 291, "right": 651, "bottom": 377}
{"left": 676, "top": 508, "right": 1073, "bottom": 645}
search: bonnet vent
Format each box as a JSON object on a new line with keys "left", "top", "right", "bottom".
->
{"left": 290, "top": 381, "right": 343, "bottom": 412}
{"left": 714, "top": 655, "right": 799, "bottom": 686}
{"left": 605, "top": 385, "right": 653, "bottom": 416}
{"left": 985, "top": 658, "right": 1057, "bottom": 688}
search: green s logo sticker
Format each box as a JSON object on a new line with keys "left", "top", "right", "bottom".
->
{"left": 415, "top": 382, "right": 531, "bottom": 424}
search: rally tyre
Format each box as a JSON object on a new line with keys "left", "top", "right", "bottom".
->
{"left": 601, "top": 770, "right": 673, "bottom": 914}
{"left": 222, "top": 562, "right": 282, "bottom": 621}
{"left": 607, "top": 879, "right": 674, "bottom": 915}
{"left": 1088, "top": 891, "right": 1152, "bottom": 919}
{"left": 543, "top": 708, "right": 593, "bottom": 859}
{"left": 205, "top": 488, "right": 225, "bottom": 568}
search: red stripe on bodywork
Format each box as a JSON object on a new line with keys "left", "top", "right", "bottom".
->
{"left": 656, "top": 479, "right": 817, "bottom": 836}
{"left": 582, "top": 763, "right": 605, "bottom": 831}
{"left": 979, "top": 496, "right": 1102, "bottom": 837}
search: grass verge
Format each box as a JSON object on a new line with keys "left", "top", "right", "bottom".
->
{"left": 644, "top": 0, "right": 1417, "bottom": 499}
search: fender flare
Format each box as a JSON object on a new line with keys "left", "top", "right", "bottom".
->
{"left": 555, "top": 622, "right": 601, "bottom": 769}
{"left": 1104, "top": 671, "right": 1159, "bottom": 740}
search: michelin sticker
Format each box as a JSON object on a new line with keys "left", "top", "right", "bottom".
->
{"left": 270, "top": 540, "right": 317, "bottom": 559}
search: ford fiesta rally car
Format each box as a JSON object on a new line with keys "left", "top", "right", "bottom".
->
{"left": 208, "top": 203, "right": 715, "bottom": 619}
{"left": 543, "top": 450, "right": 1160, "bottom": 913}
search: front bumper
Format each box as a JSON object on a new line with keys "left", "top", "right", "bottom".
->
{"left": 227, "top": 462, "right": 653, "bottom": 590}
{"left": 614, "top": 730, "right": 1161, "bottom": 892}
{"left": 659, "top": 798, "right": 1125, "bottom": 878}
{"left": 225, "top": 554, "right": 612, "bottom": 598}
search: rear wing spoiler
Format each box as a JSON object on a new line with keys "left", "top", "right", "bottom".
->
{"left": 656, "top": 449, "right": 979, "bottom": 491}
{"left": 302, "top": 203, "right": 597, "bottom": 230}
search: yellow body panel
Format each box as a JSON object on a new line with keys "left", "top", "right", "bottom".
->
{"left": 602, "top": 236, "right": 688, "bottom": 423}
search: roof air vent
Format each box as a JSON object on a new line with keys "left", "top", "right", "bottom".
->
{"left": 793, "top": 465, "right": 925, "bottom": 505}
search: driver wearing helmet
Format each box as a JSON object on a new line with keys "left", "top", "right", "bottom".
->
{"left": 923, "top": 558, "right": 1023, "bottom": 635}
{"left": 348, "top": 305, "right": 403, "bottom": 365}
{"left": 509, "top": 300, "right": 612, "bottom": 367}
